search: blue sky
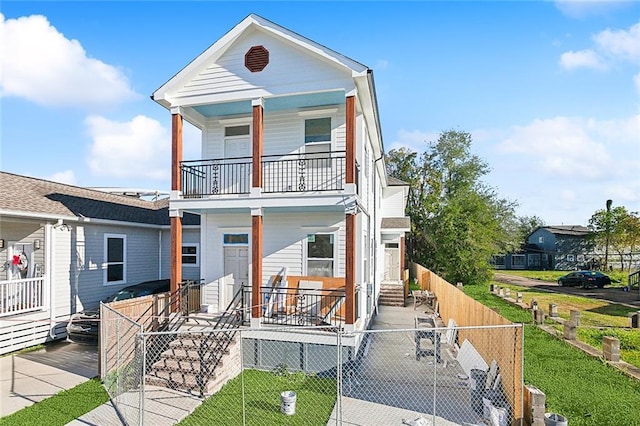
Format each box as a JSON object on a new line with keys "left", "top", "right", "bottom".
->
{"left": 1, "top": 1, "right": 638, "bottom": 226}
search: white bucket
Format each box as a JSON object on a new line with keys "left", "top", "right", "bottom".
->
{"left": 280, "top": 390, "right": 296, "bottom": 415}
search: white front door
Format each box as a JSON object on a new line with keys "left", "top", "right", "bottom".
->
{"left": 6, "top": 243, "right": 34, "bottom": 280}
{"left": 223, "top": 246, "right": 249, "bottom": 307}
{"left": 223, "top": 136, "right": 251, "bottom": 193}
{"left": 384, "top": 247, "right": 400, "bottom": 281}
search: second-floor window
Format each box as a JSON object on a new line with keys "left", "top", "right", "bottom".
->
{"left": 304, "top": 117, "right": 331, "bottom": 168}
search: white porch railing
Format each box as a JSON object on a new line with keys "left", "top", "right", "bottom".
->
{"left": 0, "top": 277, "right": 46, "bottom": 317}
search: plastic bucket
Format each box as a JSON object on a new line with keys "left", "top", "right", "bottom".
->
{"left": 544, "top": 413, "right": 568, "bottom": 426}
{"left": 281, "top": 391, "right": 296, "bottom": 415}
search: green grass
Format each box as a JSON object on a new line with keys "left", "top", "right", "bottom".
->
{"left": 179, "top": 368, "right": 337, "bottom": 425}
{"left": 464, "top": 284, "right": 640, "bottom": 426}
{"left": 0, "top": 378, "right": 109, "bottom": 426}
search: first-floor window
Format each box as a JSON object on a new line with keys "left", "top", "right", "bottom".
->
{"left": 512, "top": 254, "right": 525, "bottom": 267}
{"left": 566, "top": 254, "right": 575, "bottom": 262}
{"left": 182, "top": 244, "right": 199, "bottom": 266}
{"left": 307, "top": 233, "right": 335, "bottom": 277}
{"left": 105, "top": 234, "right": 126, "bottom": 284}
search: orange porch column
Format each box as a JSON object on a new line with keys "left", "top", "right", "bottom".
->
{"left": 252, "top": 100, "right": 263, "bottom": 189}
{"left": 251, "top": 211, "right": 263, "bottom": 319}
{"left": 170, "top": 112, "right": 183, "bottom": 309}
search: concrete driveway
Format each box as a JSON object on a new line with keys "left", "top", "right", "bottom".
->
{"left": 0, "top": 340, "right": 98, "bottom": 417}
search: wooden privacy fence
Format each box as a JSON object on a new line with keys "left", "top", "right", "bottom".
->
{"left": 410, "top": 262, "right": 523, "bottom": 424}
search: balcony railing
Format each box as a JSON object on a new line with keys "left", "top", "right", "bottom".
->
{"left": 181, "top": 157, "right": 253, "bottom": 197}
{"left": 262, "top": 151, "right": 345, "bottom": 193}
{"left": 243, "top": 285, "right": 345, "bottom": 327}
{"left": 180, "top": 151, "right": 346, "bottom": 198}
{"left": 0, "top": 277, "right": 45, "bottom": 317}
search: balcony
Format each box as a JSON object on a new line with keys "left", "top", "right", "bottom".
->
{"left": 180, "top": 151, "right": 346, "bottom": 198}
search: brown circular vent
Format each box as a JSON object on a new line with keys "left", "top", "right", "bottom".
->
{"left": 245, "top": 45, "right": 269, "bottom": 72}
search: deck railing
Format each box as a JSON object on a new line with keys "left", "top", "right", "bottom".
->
{"left": 180, "top": 151, "right": 346, "bottom": 197}
{"left": 0, "top": 277, "right": 45, "bottom": 317}
{"left": 262, "top": 151, "right": 346, "bottom": 193}
{"left": 248, "top": 285, "right": 346, "bottom": 327}
{"left": 181, "top": 157, "right": 252, "bottom": 197}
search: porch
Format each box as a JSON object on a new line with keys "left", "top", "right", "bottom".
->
{"left": 180, "top": 151, "right": 350, "bottom": 198}
{"left": 0, "top": 277, "right": 46, "bottom": 317}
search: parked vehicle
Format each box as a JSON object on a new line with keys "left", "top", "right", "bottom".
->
{"left": 66, "top": 279, "right": 170, "bottom": 344}
{"left": 557, "top": 271, "right": 611, "bottom": 288}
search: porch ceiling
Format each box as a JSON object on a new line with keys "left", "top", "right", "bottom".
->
{"left": 192, "top": 90, "right": 345, "bottom": 118}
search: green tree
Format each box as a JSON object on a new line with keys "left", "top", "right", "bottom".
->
{"left": 588, "top": 205, "right": 640, "bottom": 272}
{"left": 386, "top": 130, "right": 517, "bottom": 284}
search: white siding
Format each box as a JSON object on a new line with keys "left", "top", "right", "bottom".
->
{"left": 382, "top": 187, "right": 406, "bottom": 217}
{"left": 203, "top": 105, "right": 347, "bottom": 160}
{"left": 174, "top": 29, "right": 353, "bottom": 102}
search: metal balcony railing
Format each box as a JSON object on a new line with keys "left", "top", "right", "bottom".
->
{"left": 181, "top": 157, "right": 252, "bottom": 197}
{"left": 262, "top": 151, "right": 346, "bottom": 193}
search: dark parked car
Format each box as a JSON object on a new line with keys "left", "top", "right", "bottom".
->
{"left": 66, "top": 279, "right": 170, "bottom": 344}
{"left": 557, "top": 271, "right": 611, "bottom": 288}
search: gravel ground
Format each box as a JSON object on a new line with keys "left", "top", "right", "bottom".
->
{"left": 493, "top": 272, "right": 640, "bottom": 308}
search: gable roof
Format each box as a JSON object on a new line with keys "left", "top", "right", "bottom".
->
{"left": 0, "top": 172, "right": 199, "bottom": 226}
{"left": 153, "top": 13, "right": 368, "bottom": 107}
{"left": 535, "top": 225, "right": 590, "bottom": 237}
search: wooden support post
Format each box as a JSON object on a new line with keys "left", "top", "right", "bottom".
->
{"left": 170, "top": 112, "right": 183, "bottom": 310}
{"left": 345, "top": 213, "right": 356, "bottom": 324}
{"left": 252, "top": 214, "right": 263, "bottom": 319}
{"left": 252, "top": 101, "right": 263, "bottom": 189}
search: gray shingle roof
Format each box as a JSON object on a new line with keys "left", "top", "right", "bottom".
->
{"left": 381, "top": 217, "right": 411, "bottom": 229}
{"left": 0, "top": 172, "right": 199, "bottom": 226}
{"left": 387, "top": 176, "right": 409, "bottom": 186}
{"left": 541, "top": 225, "right": 590, "bottom": 236}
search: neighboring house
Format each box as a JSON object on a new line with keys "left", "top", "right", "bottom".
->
{"left": 492, "top": 225, "right": 593, "bottom": 271}
{"left": 151, "top": 12, "right": 410, "bottom": 352}
{"left": 0, "top": 172, "right": 200, "bottom": 355}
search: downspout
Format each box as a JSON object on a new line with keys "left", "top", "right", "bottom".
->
{"left": 373, "top": 155, "right": 384, "bottom": 314}
{"left": 158, "top": 230, "right": 162, "bottom": 279}
{"left": 46, "top": 223, "right": 55, "bottom": 338}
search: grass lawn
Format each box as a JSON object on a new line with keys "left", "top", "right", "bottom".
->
{"left": 0, "top": 378, "right": 109, "bottom": 426}
{"left": 179, "top": 368, "right": 337, "bottom": 425}
{"left": 464, "top": 284, "right": 640, "bottom": 426}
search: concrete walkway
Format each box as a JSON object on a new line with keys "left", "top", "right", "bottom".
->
{"left": 1, "top": 341, "right": 97, "bottom": 417}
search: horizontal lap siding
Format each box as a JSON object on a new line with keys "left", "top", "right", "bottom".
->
{"left": 0, "top": 311, "right": 67, "bottom": 355}
{"left": 176, "top": 29, "right": 353, "bottom": 100}
{"left": 381, "top": 187, "right": 406, "bottom": 217}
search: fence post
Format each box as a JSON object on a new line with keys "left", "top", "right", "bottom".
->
{"left": 564, "top": 321, "right": 576, "bottom": 340}
{"left": 570, "top": 310, "right": 581, "bottom": 326}
{"left": 140, "top": 334, "right": 146, "bottom": 426}
{"left": 603, "top": 336, "right": 620, "bottom": 362}
{"left": 548, "top": 304, "right": 558, "bottom": 318}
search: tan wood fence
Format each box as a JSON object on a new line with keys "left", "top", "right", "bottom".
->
{"left": 410, "top": 262, "right": 523, "bottom": 425}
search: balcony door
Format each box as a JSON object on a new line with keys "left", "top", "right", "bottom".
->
{"left": 223, "top": 125, "right": 251, "bottom": 194}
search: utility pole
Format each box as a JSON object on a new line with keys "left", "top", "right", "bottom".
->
{"left": 604, "top": 199, "right": 612, "bottom": 271}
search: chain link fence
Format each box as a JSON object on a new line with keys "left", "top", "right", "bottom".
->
{"left": 105, "top": 321, "right": 521, "bottom": 426}
{"left": 100, "top": 303, "right": 144, "bottom": 426}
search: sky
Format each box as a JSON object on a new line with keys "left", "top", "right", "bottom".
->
{"left": 1, "top": 1, "right": 639, "bottom": 227}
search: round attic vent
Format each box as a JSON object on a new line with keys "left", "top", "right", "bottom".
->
{"left": 245, "top": 45, "right": 269, "bottom": 72}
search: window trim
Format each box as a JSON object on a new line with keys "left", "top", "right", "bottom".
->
{"left": 304, "top": 232, "right": 338, "bottom": 277}
{"left": 104, "top": 233, "right": 126, "bottom": 286}
{"left": 182, "top": 243, "right": 200, "bottom": 267}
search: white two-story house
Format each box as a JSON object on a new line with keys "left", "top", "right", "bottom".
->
{"left": 152, "top": 14, "right": 409, "bottom": 336}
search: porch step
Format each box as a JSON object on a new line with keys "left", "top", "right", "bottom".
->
{"left": 145, "top": 334, "right": 241, "bottom": 396}
{"left": 378, "top": 284, "right": 406, "bottom": 307}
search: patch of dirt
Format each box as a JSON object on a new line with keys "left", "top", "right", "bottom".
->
{"left": 493, "top": 273, "right": 640, "bottom": 308}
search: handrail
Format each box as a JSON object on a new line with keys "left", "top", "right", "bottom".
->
{"left": 195, "top": 285, "right": 246, "bottom": 397}
{"left": 629, "top": 269, "right": 640, "bottom": 291}
{"left": 134, "top": 280, "right": 202, "bottom": 332}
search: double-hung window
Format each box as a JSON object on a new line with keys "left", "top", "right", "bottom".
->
{"left": 304, "top": 117, "right": 331, "bottom": 168}
{"left": 104, "top": 234, "right": 126, "bottom": 285}
{"left": 307, "top": 233, "right": 335, "bottom": 277}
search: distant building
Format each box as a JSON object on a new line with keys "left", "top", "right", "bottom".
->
{"left": 492, "top": 225, "right": 594, "bottom": 271}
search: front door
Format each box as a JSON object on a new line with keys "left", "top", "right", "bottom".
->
{"left": 6, "top": 242, "right": 34, "bottom": 280}
{"left": 384, "top": 246, "right": 400, "bottom": 282}
{"left": 223, "top": 135, "right": 251, "bottom": 193}
{"left": 223, "top": 246, "right": 249, "bottom": 307}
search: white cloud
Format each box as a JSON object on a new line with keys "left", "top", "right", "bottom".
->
{"left": 387, "top": 129, "right": 440, "bottom": 153}
{"left": 634, "top": 72, "right": 640, "bottom": 94}
{"left": 498, "top": 115, "right": 639, "bottom": 180}
{"left": 555, "top": 0, "right": 633, "bottom": 19}
{"left": 560, "top": 21, "right": 640, "bottom": 71}
{"left": 593, "top": 22, "right": 640, "bottom": 63}
{"left": 86, "top": 115, "right": 170, "bottom": 180}
{"left": 0, "top": 13, "right": 139, "bottom": 107}
{"left": 44, "top": 170, "right": 77, "bottom": 185}
{"left": 559, "top": 49, "right": 607, "bottom": 70}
